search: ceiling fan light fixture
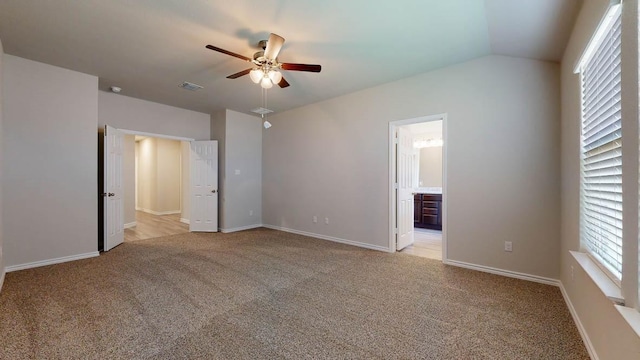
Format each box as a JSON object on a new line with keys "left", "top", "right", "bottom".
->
{"left": 249, "top": 68, "right": 264, "bottom": 84}
{"left": 260, "top": 77, "right": 273, "bottom": 89}
{"left": 268, "top": 70, "right": 283, "bottom": 84}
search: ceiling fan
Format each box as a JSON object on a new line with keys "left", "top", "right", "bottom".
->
{"left": 206, "top": 33, "right": 321, "bottom": 89}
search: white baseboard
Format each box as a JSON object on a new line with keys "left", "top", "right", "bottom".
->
{"left": 221, "top": 224, "right": 264, "bottom": 233}
{"left": 262, "top": 224, "right": 391, "bottom": 252}
{"left": 0, "top": 270, "right": 5, "bottom": 293}
{"left": 137, "top": 208, "right": 181, "bottom": 216}
{"left": 6, "top": 251, "right": 100, "bottom": 272}
{"left": 124, "top": 221, "right": 137, "bottom": 229}
{"left": 443, "top": 259, "right": 560, "bottom": 286}
{"left": 180, "top": 218, "right": 190, "bottom": 224}
{"left": 559, "top": 282, "right": 598, "bottom": 360}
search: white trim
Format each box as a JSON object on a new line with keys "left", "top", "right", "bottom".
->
{"left": 180, "top": 218, "right": 190, "bottom": 224}
{"left": 263, "top": 224, "right": 392, "bottom": 253}
{"left": 119, "top": 129, "right": 195, "bottom": 142}
{"left": 220, "top": 224, "right": 263, "bottom": 233}
{"left": 388, "top": 113, "right": 448, "bottom": 261}
{"left": 573, "top": 2, "right": 622, "bottom": 73}
{"left": 137, "top": 208, "right": 181, "bottom": 216}
{"left": 6, "top": 252, "right": 100, "bottom": 272}
{"left": 559, "top": 282, "right": 599, "bottom": 360}
{"left": 443, "top": 259, "right": 560, "bottom": 286}
{"left": 0, "top": 271, "right": 5, "bottom": 292}
{"left": 124, "top": 221, "right": 137, "bottom": 229}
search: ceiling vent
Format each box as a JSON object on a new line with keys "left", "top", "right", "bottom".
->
{"left": 179, "top": 81, "right": 204, "bottom": 91}
{"left": 251, "top": 107, "right": 273, "bottom": 115}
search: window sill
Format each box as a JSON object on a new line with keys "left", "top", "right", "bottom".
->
{"left": 615, "top": 305, "right": 640, "bottom": 338}
{"left": 570, "top": 251, "right": 624, "bottom": 305}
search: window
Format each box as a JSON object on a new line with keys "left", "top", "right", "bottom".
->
{"left": 578, "top": 5, "right": 622, "bottom": 281}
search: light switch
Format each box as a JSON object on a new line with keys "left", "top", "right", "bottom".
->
{"left": 235, "top": 169, "right": 240, "bottom": 175}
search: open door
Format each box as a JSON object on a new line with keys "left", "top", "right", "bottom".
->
{"left": 190, "top": 141, "right": 218, "bottom": 232}
{"left": 103, "top": 125, "right": 124, "bottom": 251}
{"left": 396, "top": 127, "right": 415, "bottom": 250}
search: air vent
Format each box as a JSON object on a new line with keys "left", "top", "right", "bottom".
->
{"left": 179, "top": 82, "right": 204, "bottom": 91}
{"left": 251, "top": 107, "right": 273, "bottom": 115}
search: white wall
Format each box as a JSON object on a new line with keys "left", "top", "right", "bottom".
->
{"left": 3, "top": 54, "right": 98, "bottom": 268}
{"left": 224, "top": 110, "right": 262, "bottom": 230}
{"left": 123, "top": 135, "right": 136, "bottom": 226}
{"left": 180, "top": 141, "right": 190, "bottom": 223}
{"left": 155, "top": 138, "right": 181, "bottom": 213}
{"left": 419, "top": 146, "right": 443, "bottom": 187}
{"left": 98, "top": 91, "right": 210, "bottom": 140}
{"left": 0, "top": 39, "right": 5, "bottom": 291}
{"left": 210, "top": 110, "right": 262, "bottom": 231}
{"left": 136, "top": 137, "right": 181, "bottom": 214}
{"left": 560, "top": 0, "right": 640, "bottom": 358}
{"left": 263, "top": 55, "right": 561, "bottom": 279}
{"left": 137, "top": 138, "right": 156, "bottom": 213}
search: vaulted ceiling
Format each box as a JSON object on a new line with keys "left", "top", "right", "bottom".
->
{"left": 0, "top": 0, "right": 581, "bottom": 115}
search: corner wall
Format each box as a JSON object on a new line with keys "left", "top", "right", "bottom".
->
{"left": 3, "top": 54, "right": 99, "bottom": 268}
{"left": 560, "top": 0, "right": 640, "bottom": 358}
{"left": 263, "top": 55, "right": 561, "bottom": 279}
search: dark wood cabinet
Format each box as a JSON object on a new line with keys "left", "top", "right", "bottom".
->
{"left": 414, "top": 193, "right": 442, "bottom": 230}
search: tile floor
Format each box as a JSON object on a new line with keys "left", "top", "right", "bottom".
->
{"left": 400, "top": 228, "right": 442, "bottom": 260}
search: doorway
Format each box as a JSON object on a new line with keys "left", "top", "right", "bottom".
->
{"left": 389, "top": 114, "right": 447, "bottom": 261}
{"left": 99, "top": 126, "right": 219, "bottom": 251}
{"left": 125, "top": 135, "right": 190, "bottom": 241}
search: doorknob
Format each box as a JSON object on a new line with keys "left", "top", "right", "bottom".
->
{"left": 108, "top": 193, "right": 115, "bottom": 197}
{"left": 211, "top": 190, "right": 217, "bottom": 193}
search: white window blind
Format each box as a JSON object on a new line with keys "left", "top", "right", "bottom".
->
{"left": 580, "top": 9, "right": 622, "bottom": 280}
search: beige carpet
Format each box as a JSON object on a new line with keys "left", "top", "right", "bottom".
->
{"left": 0, "top": 228, "right": 588, "bottom": 359}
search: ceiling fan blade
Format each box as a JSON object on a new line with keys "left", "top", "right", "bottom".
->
{"left": 205, "top": 45, "right": 251, "bottom": 62}
{"left": 264, "top": 33, "right": 285, "bottom": 60}
{"left": 278, "top": 77, "right": 290, "bottom": 88}
{"left": 226, "top": 68, "right": 252, "bottom": 79}
{"left": 281, "top": 63, "right": 322, "bottom": 72}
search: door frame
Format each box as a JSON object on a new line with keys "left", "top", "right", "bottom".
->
{"left": 388, "top": 113, "right": 448, "bottom": 260}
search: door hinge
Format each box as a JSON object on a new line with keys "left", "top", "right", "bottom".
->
{"left": 394, "top": 183, "right": 398, "bottom": 189}
{"left": 394, "top": 228, "right": 398, "bottom": 234}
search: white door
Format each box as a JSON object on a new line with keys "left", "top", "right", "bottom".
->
{"left": 104, "top": 125, "right": 124, "bottom": 251}
{"left": 190, "top": 141, "right": 218, "bottom": 232}
{"left": 396, "top": 127, "right": 415, "bottom": 250}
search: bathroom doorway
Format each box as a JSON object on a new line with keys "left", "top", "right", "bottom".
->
{"left": 389, "top": 114, "right": 447, "bottom": 261}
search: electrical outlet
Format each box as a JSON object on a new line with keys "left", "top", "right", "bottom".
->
{"left": 325, "top": 217, "right": 329, "bottom": 225}
{"left": 313, "top": 216, "right": 317, "bottom": 223}
{"left": 504, "top": 241, "right": 512, "bottom": 252}
{"left": 249, "top": 210, "right": 253, "bottom": 216}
